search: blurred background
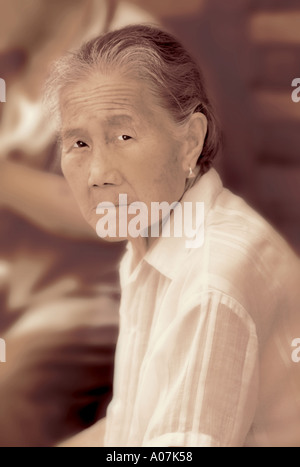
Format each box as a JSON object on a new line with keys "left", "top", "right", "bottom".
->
{"left": 0, "top": 0, "right": 299, "bottom": 447}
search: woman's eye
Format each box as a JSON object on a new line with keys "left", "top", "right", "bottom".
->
{"left": 73, "top": 140, "right": 88, "bottom": 148}
{"left": 117, "top": 135, "right": 132, "bottom": 141}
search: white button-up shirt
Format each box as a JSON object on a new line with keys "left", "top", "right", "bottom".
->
{"left": 104, "top": 168, "right": 300, "bottom": 447}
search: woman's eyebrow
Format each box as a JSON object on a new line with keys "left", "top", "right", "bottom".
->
{"left": 103, "top": 115, "right": 136, "bottom": 127}
{"left": 60, "top": 115, "right": 139, "bottom": 143}
{"left": 60, "top": 128, "right": 87, "bottom": 142}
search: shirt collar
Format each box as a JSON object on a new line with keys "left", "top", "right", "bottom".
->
{"left": 140, "top": 167, "right": 223, "bottom": 280}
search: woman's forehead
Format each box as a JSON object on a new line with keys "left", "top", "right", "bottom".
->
{"left": 59, "top": 72, "right": 175, "bottom": 129}
{"left": 61, "top": 73, "right": 145, "bottom": 110}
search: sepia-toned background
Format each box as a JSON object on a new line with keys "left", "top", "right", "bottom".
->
{"left": 0, "top": 0, "right": 299, "bottom": 447}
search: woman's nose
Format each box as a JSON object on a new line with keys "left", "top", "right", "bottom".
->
{"left": 88, "top": 151, "right": 122, "bottom": 188}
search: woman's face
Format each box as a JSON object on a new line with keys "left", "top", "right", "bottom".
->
{"left": 60, "top": 72, "right": 189, "bottom": 241}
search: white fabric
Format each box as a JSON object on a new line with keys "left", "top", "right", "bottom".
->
{"left": 104, "top": 168, "right": 300, "bottom": 447}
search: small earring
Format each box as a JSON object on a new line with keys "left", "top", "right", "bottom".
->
{"left": 187, "top": 167, "right": 195, "bottom": 179}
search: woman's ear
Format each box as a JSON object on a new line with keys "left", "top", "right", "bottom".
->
{"left": 181, "top": 112, "right": 207, "bottom": 173}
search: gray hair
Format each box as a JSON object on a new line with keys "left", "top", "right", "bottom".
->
{"left": 44, "top": 24, "right": 221, "bottom": 176}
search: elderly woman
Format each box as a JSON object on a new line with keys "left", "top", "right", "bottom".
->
{"left": 46, "top": 25, "right": 300, "bottom": 447}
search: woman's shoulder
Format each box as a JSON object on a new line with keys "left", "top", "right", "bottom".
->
{"left": 178, "top": 186, "right": 300, "bottom": 322}
{"left": 206, "top": 185, "right": 299, "bottom": 276}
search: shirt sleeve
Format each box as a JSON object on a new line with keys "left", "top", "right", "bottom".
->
{"left": 141, "top": 290, "right": 259, "bottom": 447}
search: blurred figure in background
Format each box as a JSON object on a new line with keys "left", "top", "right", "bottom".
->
{"left": 0, "top": 0, "right": 157, "bottom": 447}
